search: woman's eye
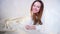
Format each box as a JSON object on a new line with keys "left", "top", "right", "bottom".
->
{"left": 33, "top": 4, "right": 40, "bottom": 8}
{"left": 33, "top": 5, "right": 35, "bottom": 7}
{"left": 37, "top": 6, "right": 40, "bottom": 8}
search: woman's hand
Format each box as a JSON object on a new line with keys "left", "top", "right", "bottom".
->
{"left": 25, "top": 25, "right": 36, "bottom": 30}
{"left": 25, "top": 25, "right": 31, "bottom": 30}
{"left": 30, "top": 25, "right": 36, "bottom": 30}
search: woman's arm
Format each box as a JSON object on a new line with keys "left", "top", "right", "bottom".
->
{"left": 25, "top": 25, "right": 41, "bottom": 31}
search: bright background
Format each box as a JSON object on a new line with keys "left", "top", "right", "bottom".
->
{"left": 0, "top": 0, "right": 60, "bottom": 34}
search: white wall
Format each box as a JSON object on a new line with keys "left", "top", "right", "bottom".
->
{"left": 0, "top": 0, "right": 60, "bottom": 34}
{"left": 42, "top": 0, "right": 60, "bottom": 34}
{"left": 0, "top": 0, "right": 34, "bottom": 31}
{"left": 0, "top": 0, "right": 34, "bottom": 19}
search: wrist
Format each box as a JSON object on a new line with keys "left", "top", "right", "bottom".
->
{"left": 31, "top": 25, "right": 36, "bottom": 30}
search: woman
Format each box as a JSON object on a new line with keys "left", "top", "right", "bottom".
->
{"left": 25, "top": 0, "right": 44, "bottom": 30}
{"left": 21, "top": 0, "right": 44, "bottom": 34}
{"left": 5, "top": 0, "right": 44, "bottom": 34}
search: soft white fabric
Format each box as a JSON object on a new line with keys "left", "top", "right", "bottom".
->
{"left": 21, "top": 15, "right": 42, "bottom": 31}
{"left": 5, "top": 15, "right": 43, "bottom": 34}
{"left": 36, "top": 25, "right": 42, "bottom": 30}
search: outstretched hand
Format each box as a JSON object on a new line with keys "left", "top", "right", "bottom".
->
{"left": 25, "top": 25, "right": 36, "bottom": 30}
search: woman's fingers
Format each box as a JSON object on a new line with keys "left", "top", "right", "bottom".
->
{"left": 31, "top": 25, "right": 36, "bottom": 30}
{"left": 25, "top": 25, "right": 36, "bottom": 30}
{"left": 25, "top": 25, "right": 31, "bottom": 30}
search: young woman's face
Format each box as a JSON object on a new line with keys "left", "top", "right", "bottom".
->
{"left": 32, "top": 2, "right": 41, "bottom": 13}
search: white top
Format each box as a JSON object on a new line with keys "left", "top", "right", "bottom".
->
{"left": 21, "top": 15, "right": 42, "bottom": 31}
{"left": 4, "top": 15, "right": 43, "bottom": 34}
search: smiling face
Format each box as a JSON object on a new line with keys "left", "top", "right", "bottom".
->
{"left": 31, "top": 0, "right": 44, "bottom": 25}
{"left": 32, "top": 2, "right": 41, "bottom": 13}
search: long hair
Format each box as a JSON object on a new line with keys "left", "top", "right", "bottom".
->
{"left": 30, "top": 0, "right": 44, "bottom": 25}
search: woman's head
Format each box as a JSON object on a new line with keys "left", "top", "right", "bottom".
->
{"left": 31, "top": 1, "right": 41, "bottom": 13}
{"left": 31, "top": 0, "right": 44, "bottom": 13}
{"left": 30, "top": 0, "right": 44, "bottom": 25}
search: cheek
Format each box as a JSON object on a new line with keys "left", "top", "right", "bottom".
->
{"left": 32, "top": 7, "right": 40, "bottom": 12}
{"left": 36, "top": 8, "right": 40, "bottom": 12}
{"left": 31, "top": 2, "right": 41, "bottom": 13}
